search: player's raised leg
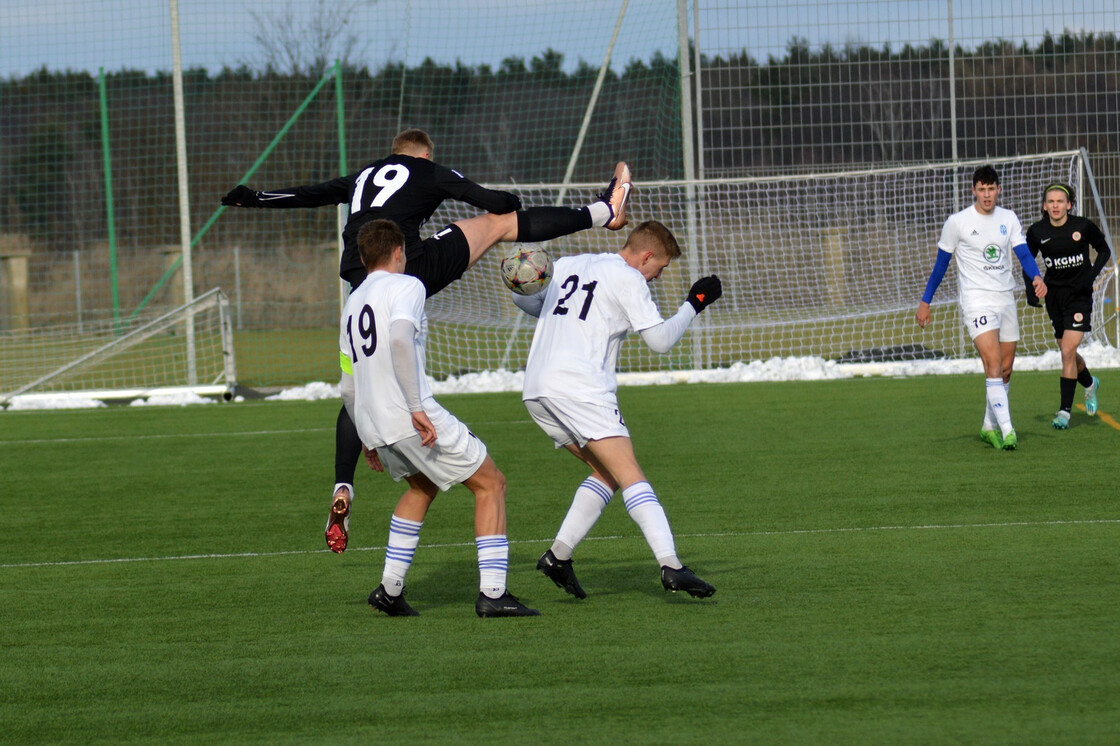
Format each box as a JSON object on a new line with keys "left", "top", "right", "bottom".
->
{"left": 325, "top": 480, "right": 352, "bottom": 554}
{"left": 455, "top": 161, "right": 633, "bottom": 269}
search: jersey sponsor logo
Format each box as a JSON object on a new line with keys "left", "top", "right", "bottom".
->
{"left": 1072, "top": 231, "right": 1082, "bottom": 241}
{"left": 970, "top": 229, "right": 980, "bottom": 236}
{"left": 983, "top": 245, "right": 1002, "bottom": 263}
{"left": 1043, "top": 255, "right": 1084, "bottom": 269}
{"left": 1040, "top": 237, "right": 1052, "bottom": 243}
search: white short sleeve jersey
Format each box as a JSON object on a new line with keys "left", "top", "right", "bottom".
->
{"left": 937, "top": 204, "right": 1026, "bottom": 297}
{"left": 339, "top": 270, "right": 433, "bottom": 447}
{"left": 522, "top": 253, "right": 665, "bottom": 407}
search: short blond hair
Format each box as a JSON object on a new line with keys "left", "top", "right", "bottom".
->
{"left": 392, "top": 129, "right": 434, "bottom": 157}
{"left": 624, "top": 220, "right": 681, "bottom": 259}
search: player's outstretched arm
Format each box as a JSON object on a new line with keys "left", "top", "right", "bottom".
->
{"left": 221, "top": 177, "right": 351, "bottom": 209}
{"left": 640, "top": 275, "right": 724, "bottom": 354}
{"left": 221, "top": 185, "right": 263, "bottom": 207}
{"left": 435, "top": 164, "right": 522, "bottom": 214}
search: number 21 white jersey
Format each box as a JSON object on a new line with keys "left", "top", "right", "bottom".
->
{"left": 522, "top": 253, "right": 665, "bottom": 408}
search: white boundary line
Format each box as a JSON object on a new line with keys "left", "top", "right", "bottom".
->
{"left": 3, "top": 518, "right": 1117, "bottom": 570}
{"left": 0, "top": 427, "right": 331, "bottom": 446}
{"left": 0, "top": 421, "right": 535, "bottom": 446}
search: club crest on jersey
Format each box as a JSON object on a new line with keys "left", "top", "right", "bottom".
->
{"left": 1073, "top": 231, "right": 1082, "bottom": 241}
{"left": 984, "top": 245, "right": 1001, "bottom": 262}
{"left": 999, "top": 225, "right": 1007, "bottom": 235}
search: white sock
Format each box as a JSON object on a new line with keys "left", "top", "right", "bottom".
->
{"left": 981, "top": 394, "right": 996, "bottom": 430}
{"left": 622, "top": 481, "right": 681, "bottom": 569}
{"left": 476, "top": 535, "right": 509, "bottom": 599}
{"left": 986, "top": 377, "right": 1013, "bottom": 436}
{"left": 381, "top": 514, "right": 422, "bottom": 596}
{"left": 333, "top": 482, "right": 353, "bottom": 501}
{"left": 552, "top": 477, "right": 614, "bottom": 560}
{"left": 587, "top": 201, "right": 611, "bottom": 227}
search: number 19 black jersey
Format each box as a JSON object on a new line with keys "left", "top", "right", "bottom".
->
{"left": 256, "top": 154, "right": 519, "bottom": 277}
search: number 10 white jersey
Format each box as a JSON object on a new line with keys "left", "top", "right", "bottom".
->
{"left": 938, "top": 204, "right": 1026, "bottom": 298}
{"left": 522, "top": 253, "right": 665, "bottom": 408}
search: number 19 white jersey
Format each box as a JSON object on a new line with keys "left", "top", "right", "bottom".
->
{"left": 938, "top": 204, "right": 1026, "bottom": 298}
{"left": 522, "top": 253, "right": 665, "bottom": 408}
{"left": 339, "top": 270, "right": 432, "bottom": 448}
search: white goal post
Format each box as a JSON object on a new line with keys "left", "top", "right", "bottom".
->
{"left": 0, "top": 288, "right": 237, "bottom": 406}
{"left": 411, "top": 150, "right": 1116, "bottom": 379}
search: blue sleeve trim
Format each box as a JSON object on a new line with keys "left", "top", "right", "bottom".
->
{"left": 921, "top": 249, "right": 952, "bottom": 303}
{"left": 1013, "top": 243, "right": 1040, "bottom": 278}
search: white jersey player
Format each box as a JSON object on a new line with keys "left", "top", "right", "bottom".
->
{"left": 512, "top": 220, "right": 723, "bottom": 600}
{"left": 915, "top": 165, "right": 1047, "bottom": 450}
{"left": 339, "top": 219, "right": 538, "bottom": 618}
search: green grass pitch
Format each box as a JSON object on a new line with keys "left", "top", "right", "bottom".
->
{"left": 2, "top": 372, "right": 1118, "bottom": 743}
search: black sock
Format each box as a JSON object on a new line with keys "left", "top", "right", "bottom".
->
{"left": 516, "top": 206, "right": 593, "bottom": 242}
{"left": 1060, "top": 377, "right": 1077, "bottom": 412}
{"left": 1077, "top": 367, "right": 1094, "bottom": 388}
{"left": 335, "top": 405, "right": 363, "bottom": 485}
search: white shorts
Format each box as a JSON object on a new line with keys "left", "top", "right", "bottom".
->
{"left": 524, "top": 396, "right": 630, "bottom": 448}
{"left": 959, "top": 290, "right": 1019, "bottom": 342}
{"left": 376, "top": 406, "right": 487, "bottom": 492}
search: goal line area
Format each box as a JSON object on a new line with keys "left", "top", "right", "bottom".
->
{"left": 0, "top": 288, "right": 236, "bottom": 408}
{"left": 416, "top": 150, "right": 1116, "bottom": 379}
{"left": 2, "top": 152, "right": 1116, "bottom": 404}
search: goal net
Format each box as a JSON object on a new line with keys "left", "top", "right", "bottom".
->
{"left": 414, "top": 150, "right": 1116, "bottom": 378}
{"left": 1, "top": 288, "right": 237, "bottom": 406}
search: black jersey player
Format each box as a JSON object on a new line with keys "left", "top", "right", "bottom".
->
{"left": 221, "top": 128, "right": 632, "bottom": 552}
{"left": 1023, "top": 182, "right": 1112, "bottom": 429}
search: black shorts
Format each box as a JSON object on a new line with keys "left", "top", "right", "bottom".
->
{"left": 1043, "top": 284, "right": 1093, "bottom": 338}
{"left": 342, "top": 224, "right": 471, "bottom": 297}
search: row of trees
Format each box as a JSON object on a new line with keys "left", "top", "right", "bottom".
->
{"left": 1, "top": 31, "right": 1117, "bottom": 252}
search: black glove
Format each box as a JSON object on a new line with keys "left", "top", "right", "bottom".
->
{"left": 495, "top": 191, "right": 522, "bottom": 214}
{"left": 221, "top": 185, "right": 262, "bottom": 208}
{"left": 686, "top": 275, "right": 722, "bottom": 313}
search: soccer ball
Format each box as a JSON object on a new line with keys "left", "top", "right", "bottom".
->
{"left": 500, "top": 246, "right": 553, "bottom": 295}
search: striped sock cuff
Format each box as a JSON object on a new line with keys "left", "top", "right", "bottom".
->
{"left": 476, "top": 534, "right": 509, "bottom": 571}
{"left": 389, "top": 515, "right": 423, "bottom": 536}
{"left": 622, "top": 481, "right": 660, "bottom": 512}
{"left": 581, "top": 477, "right": 614, "bottom": 507}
